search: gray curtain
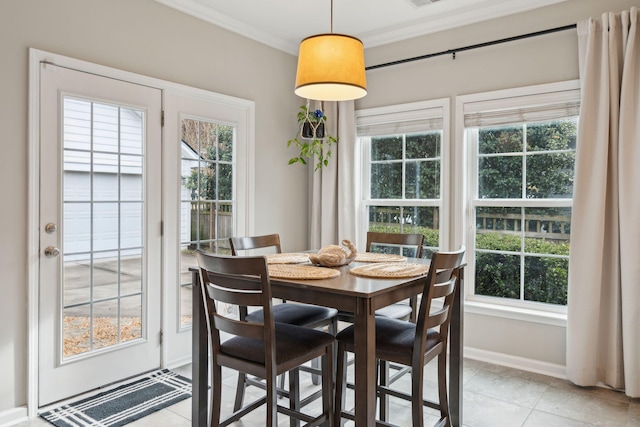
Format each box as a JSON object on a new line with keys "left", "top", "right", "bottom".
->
{"left": 308, "top": 100, "right": 357, "bottom": 249}
{"left": 566, "top": 7, "right": 640, "bottom": 398}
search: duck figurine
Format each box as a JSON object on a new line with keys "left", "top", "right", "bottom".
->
{"left": 309, "top": 240, "right": 358, "bottom": 267}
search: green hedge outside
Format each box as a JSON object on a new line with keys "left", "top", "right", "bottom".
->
{"left": 475, "top": 232, "right": 569, "bottom": 305}
{"left": 368, "top": 224, "right": 439, "bottom": 248}
{"left": 364, "top": 226, "right": 569, "bottom": 305}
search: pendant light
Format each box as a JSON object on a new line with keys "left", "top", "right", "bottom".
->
{"left": 294, "top": 0, "right": 367, "bottom": 101}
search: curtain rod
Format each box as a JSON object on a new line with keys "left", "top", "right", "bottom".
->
{"left": 366, "top": 23, "right": 577, "bottom": 71}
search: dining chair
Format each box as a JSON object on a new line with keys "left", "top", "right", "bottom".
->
{"left": 334, "top": 247, "right": 465, "bottom": 427}
{"left": 337, "top": 231, "right": 425, "bottom": 323}
{"left": 196, "top": 251, "right": 335, "bottom": 427}
{"left": 229, "top": 234, "right": 338, "bottom": 408}
{"left": 366, "top": 231, "right": 425, "bottom": 322}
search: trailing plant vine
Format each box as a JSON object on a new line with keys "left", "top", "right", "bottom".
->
{"left": 287, "top": 100, "right": 338, "bottom": 171}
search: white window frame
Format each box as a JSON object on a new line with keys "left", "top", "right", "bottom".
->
{"left": 356, "top": 99, "right": 451, "bottom": 252}
{"left": 455, "top": 80, "right": 580, "bottom": 322}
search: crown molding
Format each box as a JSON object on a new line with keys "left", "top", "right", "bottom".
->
{"left": 154, "top": 0, "right": 570, "bottom": 55}
{"left": 362, "top": 0, "right": 569, "bottom": 48}
{"left": 153, "top": 0, "right": 299, "bottom": 54}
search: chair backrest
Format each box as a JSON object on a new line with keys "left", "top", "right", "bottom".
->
{"left": 365, "top": 231, "right": 424, "bottom": 258}
{"left": 196, "top": 251, "right": 276, "bottom": 363}
{"left": 415, "top": 247, "right": 465, "bottom": 351}
{"left": 230, "top": 234, "right": 282, "bottom": 256}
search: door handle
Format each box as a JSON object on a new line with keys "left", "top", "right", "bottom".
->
{"left": 44, "top": 246, "right": 60, "bottom": 258}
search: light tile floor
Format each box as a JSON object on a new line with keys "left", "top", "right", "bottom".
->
{"left": 18, "top": 358, "right": 640, "bottom": 427}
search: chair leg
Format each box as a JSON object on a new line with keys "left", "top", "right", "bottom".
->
{"left": 437, "top": 351, "right": 451, "bottom": 427}
{"left": 322, "top": 345, "right": 334, "bottom": 427}
{"left": 311, "top": 357, "right": 321, "bottom": 385}
{"left": 233, "top": 372, "right": 246, "bottom": 411}
{"left": 267, "top": 372, "right": 278, "bottom": 427}
{"left": 289, "top": 368, "right": 301, "bottom": 427}
{"left": 409, "top": 295, "right": 418, "bottom": 323}
{"left": 411, "top": 362, "right": 425, "bottom": 427}
{"left": 279, "top": 373, "right": 286, "bottom": 398}
{"left": 334, "top": 342, "right": 347, "bottom": 426}
{"left": 211, "top": 364, "right": 222, "bottom": 427}
{"left": 379, "top": 360, "right": 390, "bottom": 422}
{"left": 329, "top": 318, "right": 338, "bottom": 371}
{"left": 312, "top": 318, "right": 337, "bottom": 386}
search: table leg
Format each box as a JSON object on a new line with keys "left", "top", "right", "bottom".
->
{"left": 449, "top": 267, "right": 464, "bottom": 427}
{"left": 192, "top": 270, "right": 208, "bottom": 427}
{"left": 353, "top": 298, "right": 376, "bottom": 426}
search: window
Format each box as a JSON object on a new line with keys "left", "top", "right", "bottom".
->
{"left": 179, "top": 119, "right": 235, "bottom": 326}
{"left": 461, "top": 81, "right": 580, "bottom": 308}
{"left": 62, "top": 97, "right": 146, "bottom": 357}
{"left": 357, "top": 100, "right": 450, "bottom": 257}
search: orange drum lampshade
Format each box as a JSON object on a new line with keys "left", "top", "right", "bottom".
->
{"left": 295, "top": 33, "right": 367, "bottom": 101}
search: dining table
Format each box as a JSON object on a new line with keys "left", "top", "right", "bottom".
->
{"left": 191, "top": 255, "right": 465, "bottom": 427}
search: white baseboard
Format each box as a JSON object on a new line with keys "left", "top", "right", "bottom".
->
{"left": 165, "top": 355, "right": 193, "bottom": 371}
{"left": 464, "top": 346, "right": 567, "bottom": 379}
{"left": 0, "top": 407, "right": 28, "bottom": 427}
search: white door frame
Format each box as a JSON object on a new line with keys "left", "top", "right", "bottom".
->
{"left": 28, "top": 48, "right": 255, "bottom": 417}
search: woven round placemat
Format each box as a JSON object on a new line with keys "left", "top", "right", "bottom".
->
{"left": 349, "top": 262, "right": 429, "bottom": 278}
{"left": 354, "top": 252, "right": 407, "bottom": 263}
{"left": 266, "top": 253, "right": 310, "bottom": 264}
{"left": 268, "top": 264, "right": 340, "bottom": 280}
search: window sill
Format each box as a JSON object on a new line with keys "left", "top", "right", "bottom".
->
{"left": 464, "top": 299, "right": 567, "bottom": 327}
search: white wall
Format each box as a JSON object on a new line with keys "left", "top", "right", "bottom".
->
{"left": 359, "top": 0, "right": 640, "bottom": 372}
{"left": 0, "top": 0, "right": 307, "bottom": 416}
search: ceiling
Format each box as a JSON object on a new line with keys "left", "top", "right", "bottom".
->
{"left": 154, "top": 0, "right": 568, "bottom": 55}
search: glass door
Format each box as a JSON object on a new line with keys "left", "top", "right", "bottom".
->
{"left": 39, "top": 64, "right": 162, "bottom": 405}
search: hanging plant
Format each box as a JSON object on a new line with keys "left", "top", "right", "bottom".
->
{"left": 287, "top": 100, "right": 338, "bottom": 171}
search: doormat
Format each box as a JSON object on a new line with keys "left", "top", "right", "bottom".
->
{"left": 40, "top": 369, "right": 191, "bottom": 427}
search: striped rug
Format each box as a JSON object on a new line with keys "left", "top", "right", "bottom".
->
{"left": 40, "top": 369, "right": 191, "bottom": 427}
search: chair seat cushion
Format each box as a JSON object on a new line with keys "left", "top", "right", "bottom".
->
{"left": 336, "top": 317, "right": 441, "bottom": 363}
{"left": 374, "top": 303, "right": 413, "bottom": 320}
{"left": 337, "top": 303, "right": 413, "bottom": 322}
{"left": 221, "top": 322, "right": 335, "bottom": 365}
{"left": 246, "top": 303, "right": 338, "bottom": 327}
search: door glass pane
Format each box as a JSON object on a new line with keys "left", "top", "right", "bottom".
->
{"left": 120, "top": 295, "right": 143, "bottom": 343}
{"left": 121, "top": 202, "right": 143, "bottom": 248}
{"left": 61, "top": 96, "right": 145, "bottom": 360}
{"left": 63, "top": 203, "right": 91, "bottom": 253}
{"left": 63, "top": 305, "right": 91, "bottom": 358}
{"left": 64, "top": 254, "right": 91, "bottom": 304}
{"left": 93, "top": 251, "right": 119, "bottom": 301}
{"left": 121, "top": 249, "right": 143, "bottom": 295}
{"left": 179, "top": 119, "right": 235, "bottom": 327}
{"left": 180, "top": 243, "right": 197, "bottom": 327}
{"left": 92, "top": 300, "right": 119, "bottom": 351}
{"left": 93, "top": 203, "right": 119, "bottom": 251}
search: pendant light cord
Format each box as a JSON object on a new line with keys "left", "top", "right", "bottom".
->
{"left": 330, "top": 0, "right": 333, "bottom": 33}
